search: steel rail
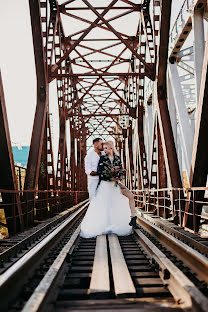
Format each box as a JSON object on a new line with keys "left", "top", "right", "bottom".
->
{"left": 0, "top": 199, "right": 88, "bottom": 272}
{"left": 22, "top": 225, "right": 81, "bottom": 312}
{"left": 9, "top": 227, "right": 208, "bottom": 312}
{"left": 134, "top": 229, "right": 208, "bottom": 311}
{"left": 13, "top": 232, "right": 171, "bottom": 311}
{"left": 137, "top": 209, "right": 208, "bottom": 255}
{"left": 135, "top": 214, "right": 208, "bottom": 283}
{"left": 0, "top": 202, "right": 88, "bottom": 311}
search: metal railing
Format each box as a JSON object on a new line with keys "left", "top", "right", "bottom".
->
{"left": 0, "top": 189, "right": 88, "bottom": 237}
{"left": 132, "top": 187, "right": 208, "bottom": 233}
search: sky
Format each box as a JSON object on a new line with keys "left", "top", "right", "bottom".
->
{"left": 0, "top": 0, "right": 183, "bottom": 153}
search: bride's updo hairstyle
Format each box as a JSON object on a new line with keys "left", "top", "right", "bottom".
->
{"left": 106, "top": 140, "right": 119, "bottom": 156}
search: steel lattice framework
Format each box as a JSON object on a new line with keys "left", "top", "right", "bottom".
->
{"left": 1, "top": 0, "right": 208, "bottom": 236}
{"left": 24, "top": 0, "right": 161, "bottom": 196}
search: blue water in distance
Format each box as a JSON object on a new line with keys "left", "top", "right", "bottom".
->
{"left": 12, "top": 146, "right": 29, "bottom": 168}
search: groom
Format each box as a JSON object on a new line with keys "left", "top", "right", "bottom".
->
{"left": 85, "top": 137, "right": 103, "bottom": 200}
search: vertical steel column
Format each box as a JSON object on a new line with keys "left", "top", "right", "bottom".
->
{"left": 47, "top": 115, "right": 56, "bottom": 191}
{"left": 37, "top": 113, "right": 48, "bottom": 220}
{"left": 56, "top": 109, "right": 67, "bottom": 191}
{"left": 45, "top": 114, "right": 56, "bottom": 216}
{"left": 157, "top": 123, "right": 168, "bottom": 217}
{"left": 0, "top": 72, "right": 23, "bottom": 234}
{"left": 157, "top": 0, "right": 182, "bottom": 190}
{"left": 138, "top": 105, "right": 149, "bottom": 189}
{"left": 127, "top": 120, "right": 134, "bottom": 187}
{"left": 76, "top": 136, "right": 81, "bottom": 192}
{"left": 69, "top": 121, "right": 76, "bottom": 192}
{"left": 156, "top": 0, "right": 183, "bottom": 224}
{"left": 25, "top": 0, "right": 48, "bottom": 191}
{"left": 149, "top": 117, "right": 157, "bottom": 189}
{"left": 38, "top": 114, "right": 48, "bottom": 191}
{"left": 80, "top": 125, "right": 87, "bottom": 191}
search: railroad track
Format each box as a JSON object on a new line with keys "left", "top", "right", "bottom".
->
{"left": 135, "top": 212, "right": 208, "bottom": 290}
{"left": 0, "top": 202, "right": 88, "bottom": 311}
{"left": 0, "top": 200, "right": 88, "bottom": 273}
{"left": 0, "top": 209, "right": 208, "bottom": 311}
{"left": 137, "top": 209, "right": 208, "bottom": 256}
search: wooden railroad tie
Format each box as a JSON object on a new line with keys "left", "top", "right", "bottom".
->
{"left": 108, "top": 234, "right": 136, "bottom": 297}
{"left": 89, "top": 235, "right": 110, "bottom": 295}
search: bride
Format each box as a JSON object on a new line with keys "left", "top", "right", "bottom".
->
{"left": 80, "top": 141, "right": 138, "bottom": 238}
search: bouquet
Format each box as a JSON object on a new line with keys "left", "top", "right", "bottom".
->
{"left": 102, "top": 164, "right": 125, "bottom": 186}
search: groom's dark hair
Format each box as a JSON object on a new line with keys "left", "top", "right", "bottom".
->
{"left": 93, "top": 137, "right": 102, "bottom": 144}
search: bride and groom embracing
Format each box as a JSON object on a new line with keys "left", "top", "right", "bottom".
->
{"left": 80, "top": 137, "right": 139, "bottom": 238}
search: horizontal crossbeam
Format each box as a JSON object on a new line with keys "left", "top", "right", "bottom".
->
{"left": 50, "top": 73, "right": 145, "bottom": 78}
{"left": 68, "top": 113, "right": 130, "bottom": 117}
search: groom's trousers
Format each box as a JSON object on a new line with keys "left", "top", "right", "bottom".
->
{"left": 88, "top": 178, "right": 99, "bottom": 200}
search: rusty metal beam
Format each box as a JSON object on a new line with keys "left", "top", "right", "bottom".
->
{"left": 50, "top": 0, "right": 118, "bottom": 76}
{"left": 61, "top": 7, "right": 134, "bottom": 38}
{"left": 24, "top": 0, "right": 48, "bottom": 190}
{"left": 157, "top": 0, "right": 182, "bottom": 190}
{"left": 68, "top": 114, "right": 130, "bottom": 117}
{"left": 0, "top": 71, "right": 24, "bottom": 233}
{"left": 67, "top": 78, "right": 100, "bottom": 114}
{"left": 62, "top": 6, "right": 141, "bottom": 11}
{"left": 82, "top": 0, "right": 154, "bottom": 80}
{"left": 0, "top": 72, "right": 18, "bottom": 191}
{"left": 73, "top": 44, "right": 128, "bottom": 76}
{"left": 47, "top": 115, "right": 56, "bottom": 190}
{"left": 50, "top": 73, "right": 145, "bottom": 78}
{"left": 157, "top": 122, "right": 168, "bottom": 218}
{"left": 73, "top": 42, "right": 125, "bottom": 62}
{"left": 56, "top": 109, "right": 67, "bottom": 191}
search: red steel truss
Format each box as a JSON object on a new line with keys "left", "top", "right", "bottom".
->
{"left": 1, "top": 0, "right": 208, "bottom": 235}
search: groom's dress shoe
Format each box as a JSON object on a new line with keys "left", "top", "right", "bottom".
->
{"left": 129, "top": 216, "right": 139, "bottom": 229}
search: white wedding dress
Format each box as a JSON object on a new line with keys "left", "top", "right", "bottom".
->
{"left": 80, "top": 180, "right": 132, "bottom": 238}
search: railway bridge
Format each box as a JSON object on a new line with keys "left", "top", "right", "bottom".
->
{"left": 0, "top": 0, "right": 208, "bottom": 311}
